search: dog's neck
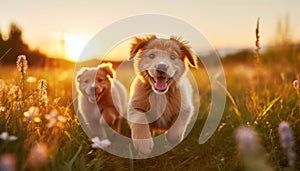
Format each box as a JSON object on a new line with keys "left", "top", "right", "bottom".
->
{"left": 97, "top": 88, "right": 114, "bottom": 110}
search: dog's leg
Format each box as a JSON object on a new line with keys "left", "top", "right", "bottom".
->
{"left": 113, "top": 116, "right": 121, "bottom": 133}
{"left": 85, "top": 119, "right": 106, "bottom": 139}
{"left": 166, "top": 107, "right": 193, "bottom": 144}
{"left": 99, "top": 109, "right": 118, "bottom": 139}
{"left": 131, "top": 123, "right": 153, "bottom": 157}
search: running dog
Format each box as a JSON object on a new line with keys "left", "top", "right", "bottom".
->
{"left": 127, "top": 35, "right": 198, "bottom": 155}
{"left": 76, "top": 63, "right": 127, "bottom": 142}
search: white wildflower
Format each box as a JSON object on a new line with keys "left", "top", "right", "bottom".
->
{"left": 278, "top": 121, "right": 296, "bottom": 170}
{"left": 0, "top": 132, "right": 17, "bottom": 141}
{"left": 0, "top": 153, "right": 17, "bottom": 171}
{"left": 91, "top": 137, "right": 111, "bottom": 148}
{"left": 235, "top": 126, "right": 272, "bottom": 171}
{"left": 45, "top": 109, "right": 66, "bottom": 128}
{"left": 0, "top": 106, "right": 5, "bottom": 112}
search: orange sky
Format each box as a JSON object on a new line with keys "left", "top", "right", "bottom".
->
{"left": 1, "top": 0, "right": 299, "bottom": 62}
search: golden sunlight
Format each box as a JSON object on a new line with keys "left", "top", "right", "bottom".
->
{"left": 63, "top": 33, "right": 90, "bottom": 62}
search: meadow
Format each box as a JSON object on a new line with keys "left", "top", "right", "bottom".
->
{"left": 0, "top": 34, "right": 299, "bottom": 170}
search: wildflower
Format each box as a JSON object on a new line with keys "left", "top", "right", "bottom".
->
{"left": 26, "top": 76, "right": 37, "bottom": 83}
{"left": 0, "top": 153, "right": 17, "bottom": 171}
{"left": 27, "top": 142, "right": 49, "bottom": 169}
{"left": 217, "top": 123, "right": 226, "bottom": 132}
{"left": 45, "top": 109, "right": 66, "bottom": 128}
{"left": 91, "top": 137, "right": 111, "bottom": 148}
{"left": 24, "top": 106, "right": 41, "bottom": 123}
{"left": 235, "top": 126, "right": 272, "bottom": 171}
{"left": 0, "top": 132, "right": 17, "bottom": 141}
{"left": 0, "top": 106, "right": 5, "bottom": 112}
{"left": 278, "top": 121, "right": 296, "bottom": 170}
{"left": 235, "top": 126, "right": 260, "bottom": 154}
{"left": 293, "top": 79, "right": 299, "bottom": 90}
{"left": 16, "top": 55, "right": 28, "bottom": 73}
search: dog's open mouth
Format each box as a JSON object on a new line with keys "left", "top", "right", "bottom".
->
{"left": 87, "top": 89, "right": 103, "bottom": 103}
{"left": 144, "top": 70, "right": 173, "bottom": 94}
{"left": 88, "top": 94, "right": 98, "bottom": 102}
{"left": 152, "top": 76, "right": 170, "bottom": 92}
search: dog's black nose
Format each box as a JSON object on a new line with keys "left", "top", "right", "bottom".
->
{"left": 90, "top": 86, "right": 95, "bottom": 92}
{"left": 156, "top": 63, "right": 168, "bottom": 72}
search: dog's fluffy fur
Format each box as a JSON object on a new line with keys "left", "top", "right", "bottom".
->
{"left": 128, "top": 35, "right": 198, "bottom": 155}
{"left": 76, "top": 63, "right": 127, "bottom": 140}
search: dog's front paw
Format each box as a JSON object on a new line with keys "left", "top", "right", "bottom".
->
{"left": 132, "top": 138, "right": 154, "bottom": 157}
{"left": 166, "top": 130, "right": 184, "bottom": 144}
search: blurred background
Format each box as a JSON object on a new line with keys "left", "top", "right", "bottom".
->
{"left": 0, "top": 0, "right": 299, "bottom": 65}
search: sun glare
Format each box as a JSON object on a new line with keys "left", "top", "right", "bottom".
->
{"left": 63, "top": 34, "right": 89, "bottom": 62}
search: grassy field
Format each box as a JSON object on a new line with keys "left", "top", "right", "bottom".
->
{"left": 0, "top": 46, "right": 299, "bottom": 171}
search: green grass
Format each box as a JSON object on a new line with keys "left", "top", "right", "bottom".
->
{"left": 0, "top": 54, "right": 299, "bottom": 171}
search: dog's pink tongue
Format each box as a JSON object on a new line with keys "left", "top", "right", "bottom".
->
{"left": 154, "top": 77, "right": 168, "bottom": 91}
{"left": 90, "top": 95, "right": 97, "bottom": 101}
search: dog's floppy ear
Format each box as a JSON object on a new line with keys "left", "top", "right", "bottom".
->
{"left": 129, "top": 35, "right": 157, "bottom": 60}
{"left": 170, "top": 36, "right": 198, "bottom": 68}
{"left": 76, "top": 67, "right": 88, "bottom": 82}
{"left": 98, "top": 62, "right": 115, "bottom": 79}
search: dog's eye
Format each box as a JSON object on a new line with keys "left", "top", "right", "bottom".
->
{"left": 149, "top": 54, "right": 155, "bottom": 59}
{"left": 97, "top": 79, "right": 102, "bottom": 82}
{"left": 84, "top": 80, "right": 89, "bottom": 83}
{"left": 170, "top": 54, "right": 176, "bottom": 60}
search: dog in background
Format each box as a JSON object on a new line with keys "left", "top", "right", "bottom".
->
{"left": 76, "top": 63, "right": 127, "bottom": 142}
{"left": 127, "top": 35, "right": 198, "bottom": 156}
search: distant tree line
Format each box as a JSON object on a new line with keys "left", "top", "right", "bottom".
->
{"left": 0, "top": 21, "right": 298, "bottom": 68}
{"left": 221, "top": 41, "right": 300, "bottom": 66}
{"left": 0, "top": 23, "right": 59, "bottom": 67}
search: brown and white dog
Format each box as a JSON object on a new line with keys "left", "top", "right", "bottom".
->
{"left": 127, "top": 35, "right": 198, "bottom": 156}
{"left": 76, "top": 63, "right": 127, "bottom": 141}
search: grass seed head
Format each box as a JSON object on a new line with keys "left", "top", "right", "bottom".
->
{"left": 0, "top": 79, "right": 5, "bottom": 91}
{"left": 16, "top": 55, "right": 28, "bottom": 73}
{"left": 38, "top": 79, "right": 48, "bottom": 106}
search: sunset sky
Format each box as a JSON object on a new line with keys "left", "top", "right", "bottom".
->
{"left": 1, "top": 0, "right": 299, "bottom": 61}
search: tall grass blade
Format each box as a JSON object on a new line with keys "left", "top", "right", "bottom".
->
{"left": 255, "top": 96, "right": 281, "bottom": 122}
{"left": 0, "top": 48, "right": 11, "bottom": 61}
{"left": 216, "top": 80, "right": 242, "bottom": 122}
{"left": 66, "top": 145, "right": 82, "bottom": 171}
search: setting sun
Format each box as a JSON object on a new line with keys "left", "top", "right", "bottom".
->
{"left": 63, "top": 33, "right": 90, "bottom": 62}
